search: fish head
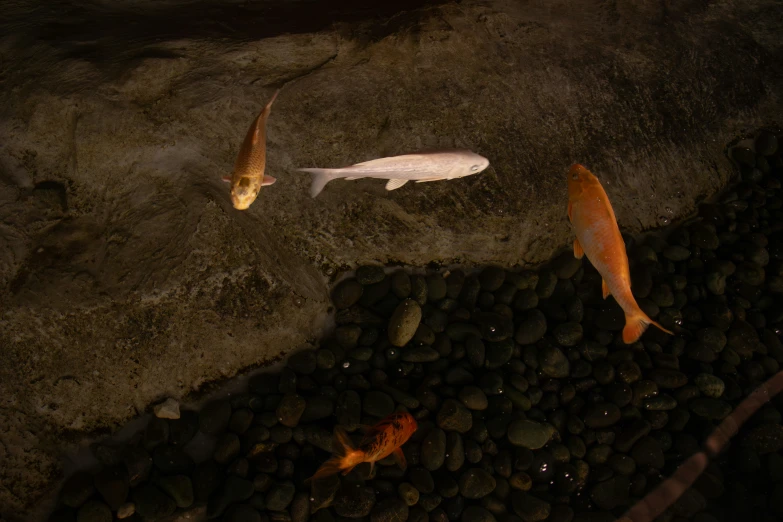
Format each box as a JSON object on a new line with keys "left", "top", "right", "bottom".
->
{"left": 396, "top": 412, "right": 418, "bottom": 440}
{"left": 567, "top": 163, "right": 598, "bottom": 200}
{"left": 458, "top": 151, "right": 490, "bottom": 178}
{"left": 230, "top": 176, "right": 263, "bottom": 210}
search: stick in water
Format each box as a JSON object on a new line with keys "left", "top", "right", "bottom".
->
{"left": 615, "top": 369, "right": 783, "bottom": 522}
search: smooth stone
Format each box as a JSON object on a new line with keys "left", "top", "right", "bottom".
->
{"left": 333, "top": 279, "right": 365, "bottom": 309}
{"left": 370, "top": 497, "right": 409, "bottom": 522}
{"left": 133, "top": 484, "right": 176, "bottom": 519}
{"left": 93, "top": 466, "right": 128, "bottom": 510}
{"left": 514, "top": 310, "right": 547, "bottom": 345}
{"left": 538, "top": 344, "right": 570, "bottom": 378}
{"left": 584, "top": 403, "right": 621, "bottom": 428}
{"left": 153, "top": 398, "right": 181, "bottom": 420}
{"left": 689, "top": 398, "right": 732, "bottom": 419}
{"left": 421, "top": 428, "right": 447, "bottom": 471}
{"left": 388, "top": 299, "right": 422, "bottom": 347}
{"left": 459, "top": 468, "right": 496, "bottom": 499}
{"left": 276, "top": 394, "right": 306, "bottom": 428}
{"left": 510, "top": 492, "right": 551, "bottom": 521}
{"left": 507, "top": 420, "right": 556, "bottom": 450}
{"left": 459, "top": 386, "right": 488, "bottom": 410}
{"left": 333, "top": 485, "right": 376, "bottom": 517}
{"left": 199, "top": 400, "right": 232, "bottom": 435}
{"left": 156, "top": 475, "right": 193, "bottom": 508}
{"left": 266, "top": 482, "right": 296, "bottom": 511}
{"left": 631, "top": 436, "right": 665, "bottom": 469}
{"left": 437, "top": 399, "right": 473, "bottom": 433}
{"left": 363, "top": 390, "right": 395, "bottom": 418}
{"left": 398, "top": 482, "right": 420, "bottom": 506}
{"left": 694, "top": 374, "right": 725, "bottom": 398}
{"left": 590, "top": 475, "right": 630, "bottom": 510}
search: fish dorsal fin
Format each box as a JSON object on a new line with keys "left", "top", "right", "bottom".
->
{"left": 386, "top": 179, "right": 409, "bottom": 191}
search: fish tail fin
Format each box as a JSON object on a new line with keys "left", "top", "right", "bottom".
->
{"left": 264, "top": 89, "right": 280, "bottom": 114}
{"left": 298, "top": 168, "right": 342, "bottom": 198}
{"left": 305, "top": 427, "right": 364, "bottom": 483}
{"left": 623, "top": 311, "right": 673, "bottom": 344}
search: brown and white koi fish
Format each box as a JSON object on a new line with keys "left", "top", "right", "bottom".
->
{"left": 222, "top": 90, "right": 279, "bottom": 210}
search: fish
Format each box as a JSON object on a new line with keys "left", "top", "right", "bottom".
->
{"left": 566, "top": 163, "right": 673, "bottom": 344}
{"left": 296, "top": 149, "right": 491, "bottom": 198}
{"left": 222, "top": 90, "right": 280, "bottom": 210}
{"left": 306, "top": 411, "right": 418, "bottom": 482}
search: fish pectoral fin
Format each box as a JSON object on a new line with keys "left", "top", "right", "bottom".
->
{"left": 414, "top": 177, "right": 443, "bottom": 183}
{"left": 392, "top": 448, "right": 407, "bottom": 471}
{"left": 602, "top": 279, "right": 611, "bottom": 299}
{"left": 385, "top": 179, "right": 409, "bottom": 191}
{"left": 222, "top": 176, "right": 232, "bottom": 183}
{"left": 262, "top": 175, "right": 276, "bottom": 186}
{"left": 573, "top": 238, "right": 584, "bottom": 259}
{"left": 344, "top": 177, "right": 366, "bottom": 181}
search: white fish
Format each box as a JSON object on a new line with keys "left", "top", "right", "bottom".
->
{"left": 296, "top": 149, "right": 491, "bottom": 198}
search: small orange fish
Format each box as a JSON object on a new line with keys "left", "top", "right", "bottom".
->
{"left": 567, "top": 164, "right": 672, "bottom": 344}
{"left": 306, "top": 412, "right": 418, "bottom": 482}
{"left": 222, "top": 90, "right": 279, "bottom": 210}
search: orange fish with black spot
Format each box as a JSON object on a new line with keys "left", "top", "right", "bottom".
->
{"left": 306, "top": 411, "right": 418, "bottom": 482}
{"left": 567, "top": 163, "right": 672, "bottom": 344}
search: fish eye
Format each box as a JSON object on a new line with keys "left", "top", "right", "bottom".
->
{"left": 572, "top": 174, "right": 579, "bottom": 180}
{"left": 470, "top": 165, "right": 480, "bottom": 172}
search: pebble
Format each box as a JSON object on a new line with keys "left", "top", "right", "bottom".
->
{"left": 511, "top": 492, "right": 550, "bottom": 521}
{"left": 584, "top": 403, "right": 621, "bottom": 428}
{"left": 156, "top": 475, "right": 193, "bottom": 508}
{"left": 459, "top": 468, "right": 496, "bottom": 499}
{"left": 199, "top": 400, "right": 232, "bottom": 435}
{"left": 459, "top": 386, "right": 488, "bottom": 410}
{"left": 537, "top": 344, "right": 570, "bottom": 378}
{"left": 333, "top": 484, "right": 376, "bottom": 517}
{"left": 689, "top": 397, "right": 732, "bottom": 419}
{"left": 388, "top": 299, "right": 422, "bottom": 347}
{"left": 507, "top": 420, "right": 556, "bottom": 450}
{"left": 694, "top": 373, "right": 725, "bottom": 398}
{"left": 437, "top": 399, "right": 473, "bottom": 433}
{"left": 332, "top": 279, "right": 364, "bottom": 309}
{"left": 371, "top": 497, "right": 409, "bottom": 522}
{"left": 116, "top": 502, "right": 135, "bottom": 519}
{"left": 133, "top": 484, "right": 176, "bottom": 519}
{"left": 93, "top": 465, "right": 128, "bottom": 510}
{"left": 276, "top": 394, "right": 306, "bottom": 428}
{"left": 153, "top": 398, "right": 181, "bottom": 419}
{"left": 514, "top": 310, "right": 547, "bottom": 345}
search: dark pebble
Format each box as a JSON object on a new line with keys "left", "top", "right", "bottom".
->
{"left": 514, "top": 310, "right": 547, "bottom": 345}
{"left": 276, "top": 394, "right": 306, "bottom": 427}
{"left": 459, "top": 468, "right": 496, "bottom": 499}
{"left": 199, "top": 400, "right": 232, "bottom": 435}
{"left": 133, "top": 484, "right": 176, "bottom": 519}
{"left": 437, "top": 399, "right": 473, "bottom": 433}
{"left": 156, "top": 475, "right": 193, "bottom": 508}
{"left": 93, "top": 466, "right": 128, "bottom": 510}
{"left": 333, "top": 484, "right": 376, "bottom": 517}
{"left": 75, "top": 501, "right": 111, "bottom": 522}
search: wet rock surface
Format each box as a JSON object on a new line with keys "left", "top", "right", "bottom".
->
{"left": 40, "top": 125, "right": 783, "bottom": 522}
{"left": 1, "top": 0, "right": 782, "bottom": 518}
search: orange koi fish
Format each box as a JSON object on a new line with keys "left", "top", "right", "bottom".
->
{"left": 567, "top": 164, "right": 672, "bottom": 344}
{"left": 306, "top": 412, "right": 418, "bottom": 482}
{"left": 222, "top": 89, "right": 279, "bottom": 210}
